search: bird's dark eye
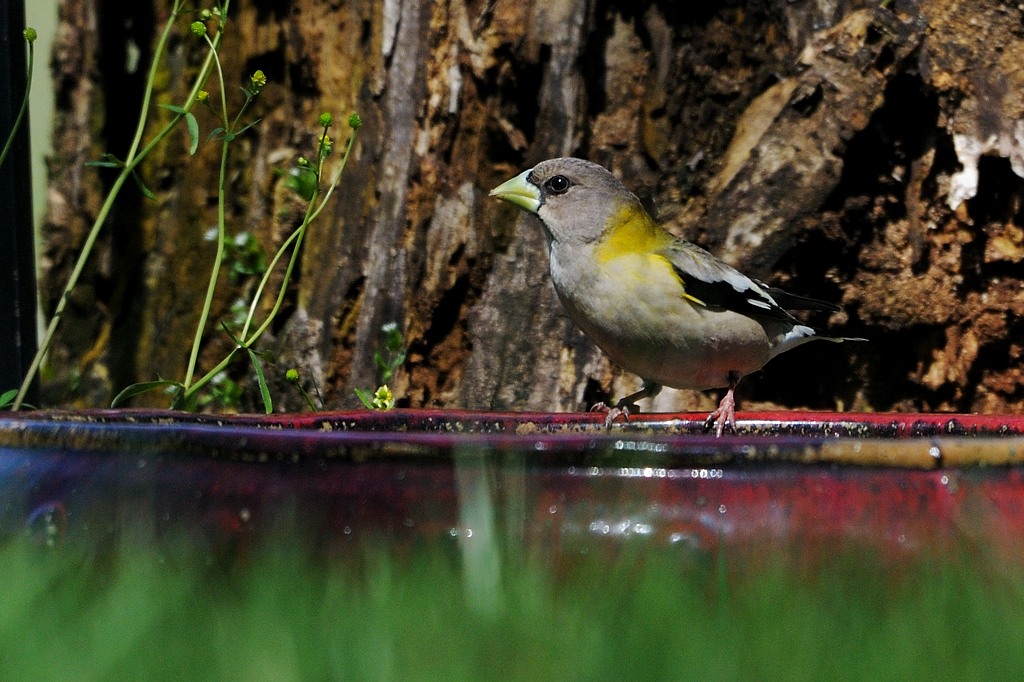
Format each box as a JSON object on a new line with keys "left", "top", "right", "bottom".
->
{"left": 545, "top": 175, "right": 571, "bottom": 194}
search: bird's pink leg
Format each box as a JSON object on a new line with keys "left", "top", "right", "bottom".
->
{"left": 704, "top": 371, "right": 741, "bottom": 437}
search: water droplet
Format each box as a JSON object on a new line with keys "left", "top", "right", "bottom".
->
{"left": 718, "top": 504, "right": 727, "bottom": 514}
{"left": 669, "top": 531, "right": 698, "bottom": 546}
{"left": 343, "top": 526, "right": 352, "bottom": 535}
{"left": 27, "top": 502, "right": 66, "bottom": 548}
{"left": 239, "top": 508, "right": 251, "bottom": 523}
{"left": 548, "top": 505, "right": 558, "bottom": 514}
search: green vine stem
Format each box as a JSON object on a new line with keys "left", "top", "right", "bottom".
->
{"left": 181, "top": 29, "right": 260, "bottom": 391}
{"left": 180, "top": 118, "right": 360, "bottom": 405}
{"left": 0, "top": 28, "right": 34, "bottom": 171}
{"left": 240, "top": 125, "right": 358, "bottom": 343}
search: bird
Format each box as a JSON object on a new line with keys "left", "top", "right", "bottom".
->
{"left": 488, "top": 157, "right": 861, "bottom": 435}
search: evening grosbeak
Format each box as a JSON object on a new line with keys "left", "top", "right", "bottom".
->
{"left": 489, "top": 157, "right": 861, "bottom": 435}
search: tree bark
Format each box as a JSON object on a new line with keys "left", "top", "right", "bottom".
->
{"left": 37, "top": 0, "right": 1024, "bottom": 415}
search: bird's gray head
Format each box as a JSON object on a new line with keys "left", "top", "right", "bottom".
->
{"left": 489, "top": 157, "right": 643, "bottom": 245}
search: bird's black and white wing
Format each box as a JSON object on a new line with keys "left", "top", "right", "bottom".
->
{"left": 660, "top": 241, "right": 803, "bottom": 323}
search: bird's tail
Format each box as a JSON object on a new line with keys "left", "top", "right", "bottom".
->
{"left": 769, "top": 324, "right": 866, "bottom": 360}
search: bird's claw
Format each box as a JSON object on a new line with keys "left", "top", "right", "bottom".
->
{"left": 703, "top": 388, "right": 737, "bottom": 437}
{"left": 703, "top": 410, "right": 734, "bottom": 437}
{"left": 590, "top": 402, "right": 633, "bottom": 428}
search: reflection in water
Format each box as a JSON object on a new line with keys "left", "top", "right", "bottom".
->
{"left": 453, "top": 450, "right": 502, "bottom": 617}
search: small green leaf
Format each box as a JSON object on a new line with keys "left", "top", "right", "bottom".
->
{"left": 220, "top": 320, "right": 245, "bottom": 347}
{"left": 130, "top": 170, "right": 157, "bottom": 201}
{"left": 112, "top": 380, "right": 184, "bottom": 408}
{"left": 247, "top": 349, "right": 273, "bottom": 414}
{"left": 159, "top": 103, "right": 188, "bottom": 115}
{"left": 185, "top": 112, "right": 200, "bottom": 155}
{"left": 353, "top": 388, "right": 375, "bottom": 410}
{"left": 84, "top": 161, "right": 123, "bottom": 169}
{"left": 234, "top": 118, "right": 263, "bottom": 138}
{"left": 158, "top": 105, "right": 200, "bottom": 154}
{"left": 169, "top": 385, "right": 192, "bottom": 410}
{"left": 0, "top": 389, "right": 17, "bottom": 408}
{"left": 382, "top": 351, "right": 406, "bottom": 383}
{"left": 85, "top": 153, "right": 125, "bottom": 169}
{"left": 383, "top": 323, "right": 404, "bottom": 352}
{"left": 285, "top": 166, "right": 318, "bottom": 200}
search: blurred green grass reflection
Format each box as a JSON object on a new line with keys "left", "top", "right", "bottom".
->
{"left": 1, "top": 536, "right": 1021, "bottom": 681}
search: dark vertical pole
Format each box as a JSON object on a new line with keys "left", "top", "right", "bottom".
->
{"left": 0, "top": 0, "right": 37, "bottom": 402}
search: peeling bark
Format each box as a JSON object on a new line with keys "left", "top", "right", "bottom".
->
{"left": 696, "top": 9, "right": 926, "bottom": 276}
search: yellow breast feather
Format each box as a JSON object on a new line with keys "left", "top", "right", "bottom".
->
{"left": 595, "top": 204, "right": 667, "bottom": 263}
{"left": 595, "top": 206, "right": 708, "bottom": 308}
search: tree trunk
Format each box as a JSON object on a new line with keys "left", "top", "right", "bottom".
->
{"left": 37, "top": 0, "right": 1024, "bottom": 415}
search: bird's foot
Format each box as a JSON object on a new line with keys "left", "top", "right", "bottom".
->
{"left": 703, "top": 388, "right": 737, "bottom": 437}
{"left": 592, "top": 381, "right": 660, "bottom": 428}
{"left": 590, "top": 401, "right": 634, "bottom": 428}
